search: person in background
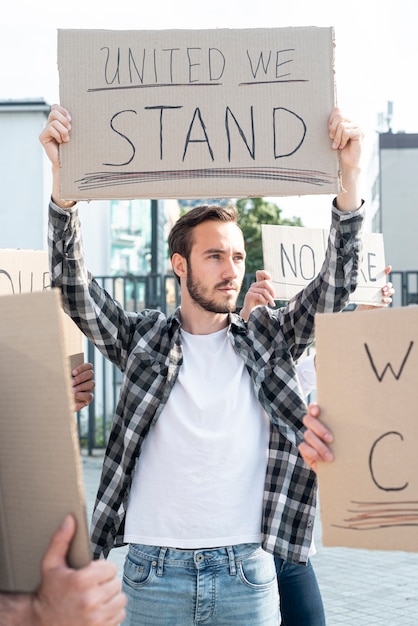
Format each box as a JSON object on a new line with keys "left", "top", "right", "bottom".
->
{"left": 240, "top": 267, "right": 394, "bottom": 625}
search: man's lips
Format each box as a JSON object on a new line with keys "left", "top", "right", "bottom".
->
{"left": 217, "top": 283, "right": 238, "bottom": 294}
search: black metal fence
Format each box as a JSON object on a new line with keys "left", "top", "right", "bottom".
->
{"left": 77, "top": 270, "right": 417, "bottom": 453}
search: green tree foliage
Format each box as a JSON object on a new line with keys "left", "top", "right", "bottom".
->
{"left": 236, "top": 197, "right": 303, "bottom": 275}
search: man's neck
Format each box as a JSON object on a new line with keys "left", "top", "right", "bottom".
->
{"left": 179, "top": 303, "right": 229, "bottom": 335}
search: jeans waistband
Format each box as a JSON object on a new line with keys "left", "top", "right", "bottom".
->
{"left": 128, "top": 543, "right": 262, "bottom": 576}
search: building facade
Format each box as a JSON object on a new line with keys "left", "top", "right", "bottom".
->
{"left": 369, "top": 131, "right": 418, "bottom": 305}
{"left": 0, "top": 99, "right": 50, "bottom": 249}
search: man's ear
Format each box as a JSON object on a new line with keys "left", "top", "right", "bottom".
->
{"left": 171, "top": 253, "right": 187, "bottom": 281}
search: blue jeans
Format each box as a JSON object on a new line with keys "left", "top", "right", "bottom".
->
{"left": 275, "top": 557, "right": 326, "bottom": 626}
{"left": 122, "top": 543, "right": 279, "bottom": 625}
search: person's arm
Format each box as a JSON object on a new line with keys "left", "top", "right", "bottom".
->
{"left": 40, "top": 104, "right": 139, "bottom": 371}
{"left": 331, "top": 107, "right": 363, "bottom": 213}
{"left": 72, "top": 362, "right": 95, "bottom": 411}
{"left": 39, "top": 104, "right": 75, "bottom": 210}
{"left": 0, "top": 516, "right": 126, "bottom": 626}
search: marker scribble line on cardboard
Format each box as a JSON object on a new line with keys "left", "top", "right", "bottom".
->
{"left": 331, "top": 500, "right": 418, "bottom": 531}
{"left": 86, "top": 80, "right": 311, "bottom": 92}
{"left": 75, "top": 167, "right": 337, "bottom": 191}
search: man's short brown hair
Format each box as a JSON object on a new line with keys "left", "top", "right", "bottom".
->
{"left": 168, "top": 204, "right": 239, "bottom": 262}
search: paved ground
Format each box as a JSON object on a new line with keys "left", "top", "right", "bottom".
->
{"left": 81, "top": 451, "right": 418, "bottom": 625}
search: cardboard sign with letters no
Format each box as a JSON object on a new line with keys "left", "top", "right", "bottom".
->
{"left": 262, "top": 225, "right": 386, "bottom": 305}
{"left": 58, "top": 27, "right": 338, "bottom": 200}
{"left": 261, "top": 224, "right": 386, "bottom": 305}
{"left": 315, "top": 307, "right": 418, "bottom": 552}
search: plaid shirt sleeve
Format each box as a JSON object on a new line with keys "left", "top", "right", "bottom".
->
{"left": 278, "top": 199, "right": 364, "bottom": 360}
{"left": 48, "top": 200, "right": 138, "bottom": 371}
{"left": 241, "top": 200, "right": 364, "bottom": 564}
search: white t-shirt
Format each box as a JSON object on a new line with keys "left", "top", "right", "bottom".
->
{"left": 295, "top": 354, "right": 317, "bottom": 398}
{"left": 296, "top": 353, "right": 317, "bottom": 557}
{"left": 124, "top": 327, "right": 270, "bottom": 548}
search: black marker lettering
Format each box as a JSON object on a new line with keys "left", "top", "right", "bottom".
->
{"left": 103, "top": 110, "right": 137, "bottom": 167}
{"left": 225, "top": 106, "right": 255, "bottom": 161}
{"left": 369, "top": 431, "right": 409, "bottom": 491}
{"left": 364, "top": 341, "right": 414, "bottom": 382}
{"left": 273, "top": 108, "right": 306, "bottom": 158}
{"left": 101, "top": 47, "right": 120, "bottom": 85}
{"left": 183, "top": 108, "right": 214, "bottom": 161}
{"left": 145, "top": 105, "right": 183, "bottom": 160}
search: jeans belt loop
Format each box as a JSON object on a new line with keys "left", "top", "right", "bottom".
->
{"left": 226, "top": 546, "right": 237, "bottom": 576}
{"left": 157, "top": 547, "right": 167, "bottom": 577}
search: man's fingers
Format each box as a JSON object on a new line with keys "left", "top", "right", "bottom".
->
{"left": 40, "top": 105, "right": 72, "bottom": 146}
{"left": 303, "top": 412, "right": 333, "bottom": 442}
{"left": 328, "top": 107, "right": 363, "bottom": 150}
{"left": 41, "top": 515, "right": 75, "bottom": 572}
{"left": 80, "top": 559, "right": 119, "bottom": 587}
{"left": 298, "top": 404, "right": 334, "bottom": 471}
{"left": 249, "top": 284, "right": 275, "bottom": 306}
{"left": 255, "top": 269, "right": 272, "bottom": 282}
{"left": 302, "top": 427, "right": 334, "bottom": 461}
{"left": 72, "top": 370, "right": 95, "bottom": 387}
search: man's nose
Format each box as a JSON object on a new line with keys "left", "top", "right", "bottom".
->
{"left": 221, "top": 257, "right": 239, "bottom": 280}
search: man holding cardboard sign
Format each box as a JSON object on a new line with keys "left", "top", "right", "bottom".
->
{"left": 40, "top": 103, "right": 364, "bottom": 625}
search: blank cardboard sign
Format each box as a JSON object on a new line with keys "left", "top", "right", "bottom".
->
{"left": 316, "top": 306, "right": 418, "bottom": 552}
{"left": 0, "top": 290, "right": 91, "bottom": 592}
{"left": 57, "top": 27, "right": 338, "bottom": 200}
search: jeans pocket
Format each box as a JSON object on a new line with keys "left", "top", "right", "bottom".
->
{"left": 238, "top": 550, "right": 277, "bottom": 590}
{"left": 123, "top": 549, "right": 156, "bottom": 589}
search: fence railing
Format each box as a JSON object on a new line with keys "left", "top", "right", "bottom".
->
{"left": 77, "top": 270, "right": 417, "bottom": 453}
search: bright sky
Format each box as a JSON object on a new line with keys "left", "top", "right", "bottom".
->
{"left": 2, "top": 0, "right": 415, "bottom": 227}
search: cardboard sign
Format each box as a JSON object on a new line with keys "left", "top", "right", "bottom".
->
{"left": 315, "top": 306, "right": 418, "bottom": 552}
{"left": 0, "top": 290, "right": 91, "bottom": 592}
{"left": 262, "top": 225, "right": 386, "bottom": 305}
{"left": 57, "top": 27, "right": 339, "bottom": 200}
{"left": 0, "top": 248, "right": 83, "bottom": 361}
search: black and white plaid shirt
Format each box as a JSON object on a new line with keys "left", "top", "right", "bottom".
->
{"left": 49, "top": 199, "right": 364, "bottom": 564}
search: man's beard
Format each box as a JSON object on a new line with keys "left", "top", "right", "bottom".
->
{"left": 186, "top": 265, "right": 241, "bottom": 314}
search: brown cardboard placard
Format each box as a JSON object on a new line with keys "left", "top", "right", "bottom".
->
{"left": 0, "top": 290, "right": 91, "bottom": 592}
{"left": 315, "top": 306, "right": 418, "bottom": 552}
{"left": 0, "top": 248, "right": 83, "bottom": 362}
{"left": 262, "top": 225, "right": 386, "bottom": 305}
{"left": 57, "top": 27, "right": 338, "bottom": 200}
